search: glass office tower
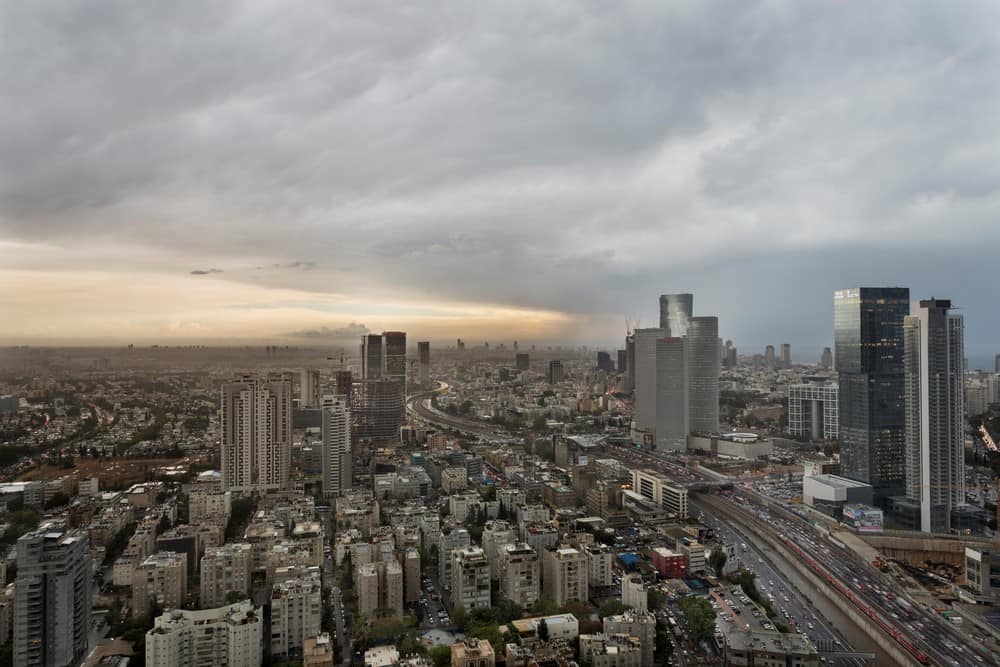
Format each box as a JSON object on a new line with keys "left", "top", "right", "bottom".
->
{"left": 834, "top": 287, "right": 909, "bottom": 504}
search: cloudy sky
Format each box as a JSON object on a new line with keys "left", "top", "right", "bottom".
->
{"left": 2, "top": 1, "right": 999, "bottom": 364}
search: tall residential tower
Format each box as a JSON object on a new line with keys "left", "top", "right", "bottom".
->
{"left": 903, "top": 299, "right": 965, "bottom": 533}
{"left": 220, "top": 375, "right": 292, "bottom": 493}
{"left": 14, "top": 525, "right": 91, "bottom": 667}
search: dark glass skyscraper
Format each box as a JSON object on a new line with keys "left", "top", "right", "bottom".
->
{"left": 834, "top": 287, "right": 909, "bottom": 503}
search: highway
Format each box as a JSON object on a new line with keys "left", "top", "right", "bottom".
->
{"left": 696, "top": 496, "right": 889, "bottom": 666}
{"left": 406, "top": 384, "right": 517, "bottom": 443}
{"left": 610, "top": 443, "right": 994, "bottom": 666}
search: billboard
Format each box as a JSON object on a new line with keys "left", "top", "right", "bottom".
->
{"left": 843, "top": 504, "right": 883, "bottom": 533}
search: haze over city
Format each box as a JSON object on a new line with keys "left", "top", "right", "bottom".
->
{"left": 3, "top": 2, "right": 1000, "bottom": 365}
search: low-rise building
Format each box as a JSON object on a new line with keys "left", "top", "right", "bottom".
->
{"left": 650, "top": 547, "right": 687, "bottom": 579}
{"left": 303, "top": 633, "right": 335, "bottom": 667}
{"left": 451, "top": 638, "right": 495, "bottom": 667}
{"left": 579, "top": 633, "right": 643, "bottom": 667}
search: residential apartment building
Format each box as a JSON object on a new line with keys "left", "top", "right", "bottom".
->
{"left": 146, "top": 601, "right": 263, "bottom": 667}
{"left": 542, "top": 547, "right": 589, "bottom": 606}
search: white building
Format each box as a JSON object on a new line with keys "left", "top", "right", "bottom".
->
{"left": 271, "top": 571, "right": 323, "bottom": 657}
{"left": 620, "top": 574, "right": 647, "bottom": 613}
{"left": 631, "top": 470, "right": 688, "bottom": 519}
{"left": 320, "top": 395, "right": 352, "bottom": 497}
{"left": 146, "top": 601, "right": 263, "bottom": 667}
{"left": 903, "top": 299, "right": 966, "bottom": 534}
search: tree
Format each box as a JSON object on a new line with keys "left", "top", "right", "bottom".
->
{"left": 599, "top": 599, "right": 627, "bottom": 617}
{"left": 340, "top": 552, "right": 354, "bottom": 592}
{"left": 452, "top": 604, "right": 468, "bottom": 631}
{"left": 537, "top": 618, "right": 550, "bottom": 641}
{"left": 647, "top": 588, "right": 666, "bottom": 612}
{"left": 709, "top": 545, "right": 727, "bottom": 577}
{"left": 530, "top": 598, "right": 558, "bottom": 616}
{"left": 430, "top": 646, "right": 451, "bottom": 667}
{"left": 680, "top": 597, "right": 716, "bottom": 643}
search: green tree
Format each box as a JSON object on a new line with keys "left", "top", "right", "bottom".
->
{"left": 452, "top": 604, "right": 468, "bottom": 631}
{"left": 680, "top": 597, "right": 716, "bottom": 643}
{"left": 598, "top": 599, "right": 627, "bottom": 617}
{"left": 647, "top": 588, "right": 666, "bottom": 611}
{"left": 430, "top": 646, "right": 451, "bottom": 667}
{"left": 708, "top": 545, "right": 727, "bottom": 577}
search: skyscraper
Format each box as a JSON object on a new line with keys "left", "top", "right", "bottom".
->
{"left": 820, "top": 347, "right": 833, "bottom": 370}
{"left": 658, "top": 293, "right": 693, "bottom": 337}
{"left": 417, "top": 341, "right": 430, "bottom": 387}
{"left": 596, "top": 351, "right": 613, "bottom": 373}
{"left": 515, "top": 353, "right": 529, "bottom": 371}
{"left": 685, "top": 317, "right": 720, "bottom": 435}
{"left": 834, "top": 287, "right": 909, "bottom": 503}
{"left": 300, "top": 369, "right": 320, "bottom": 408}
{"left": 357, "top": 378, "right": 404, "bottom": 441}
{"left": 220, "top": 375, "right": 292, "bottom": 493}
{"left": 362, "top": 334, "right": 383, "bottom": 380}
{"left": 548, "top": 360, "right": 565, "bottom": 384}
{"left": 765, "top": 345, "right": 776, "bottom": 369}
{"left": 14, "top": 524, "right": 91, "bottom": 667}
{"left": 903, "top": 299, "right": 965, "bottom": 533}
{"left": 383, "top": 331, "right": 407, "bottom": 387}
{"left": 630, "top": 328, "right": 665, "bottom": 447}
{"left": 617, "top": 349, "right": 627, "bottom": 374}
{"left": 655, "top": 338, "right": 689, "bottom": 450}
{"left": 334, "top": 370, "right": 353, "bottom": 398}
{"left": 780, "top": 343, "right": 791, "bottom": 369}
{"left": 321, "top": 395, "right": 352, "bottom": 497}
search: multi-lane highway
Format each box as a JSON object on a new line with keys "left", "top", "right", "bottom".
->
{"left": 695, "top": 499, "right": 875, "bottom": 666}
{"left": 611, "top": 443, "right": 995, "bottom": 666}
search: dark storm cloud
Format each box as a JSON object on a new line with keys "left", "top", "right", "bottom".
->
{"left": 3, "top": 1, "right": 1000, "bottom": 353}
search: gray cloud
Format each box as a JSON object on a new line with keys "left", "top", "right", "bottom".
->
{"left": 3, "top": 1, "right": 1000, "bottom": 357}
{"left": 190, "top": 268, "right": 224, "bottom": 275}
{"left": 285, "top": 323, "right": 369, "bottom": 339}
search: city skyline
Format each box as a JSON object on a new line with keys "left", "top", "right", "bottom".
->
{"left": 2, "top": 3, "right": 1000, "bottom": 362}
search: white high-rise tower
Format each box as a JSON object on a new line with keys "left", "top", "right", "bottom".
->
{"left": 320, "top": 394, "right": 352, "bottom": 497}
{"left": 903, "top": 299, "right": 965, "bottom": 533}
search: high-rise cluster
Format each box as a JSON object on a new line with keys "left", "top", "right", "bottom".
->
{"left": 628, "top": 293, "right": 720, "bottom": 450}
{"left": 834, "top": 288, "right": 967, "bottom": 533}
